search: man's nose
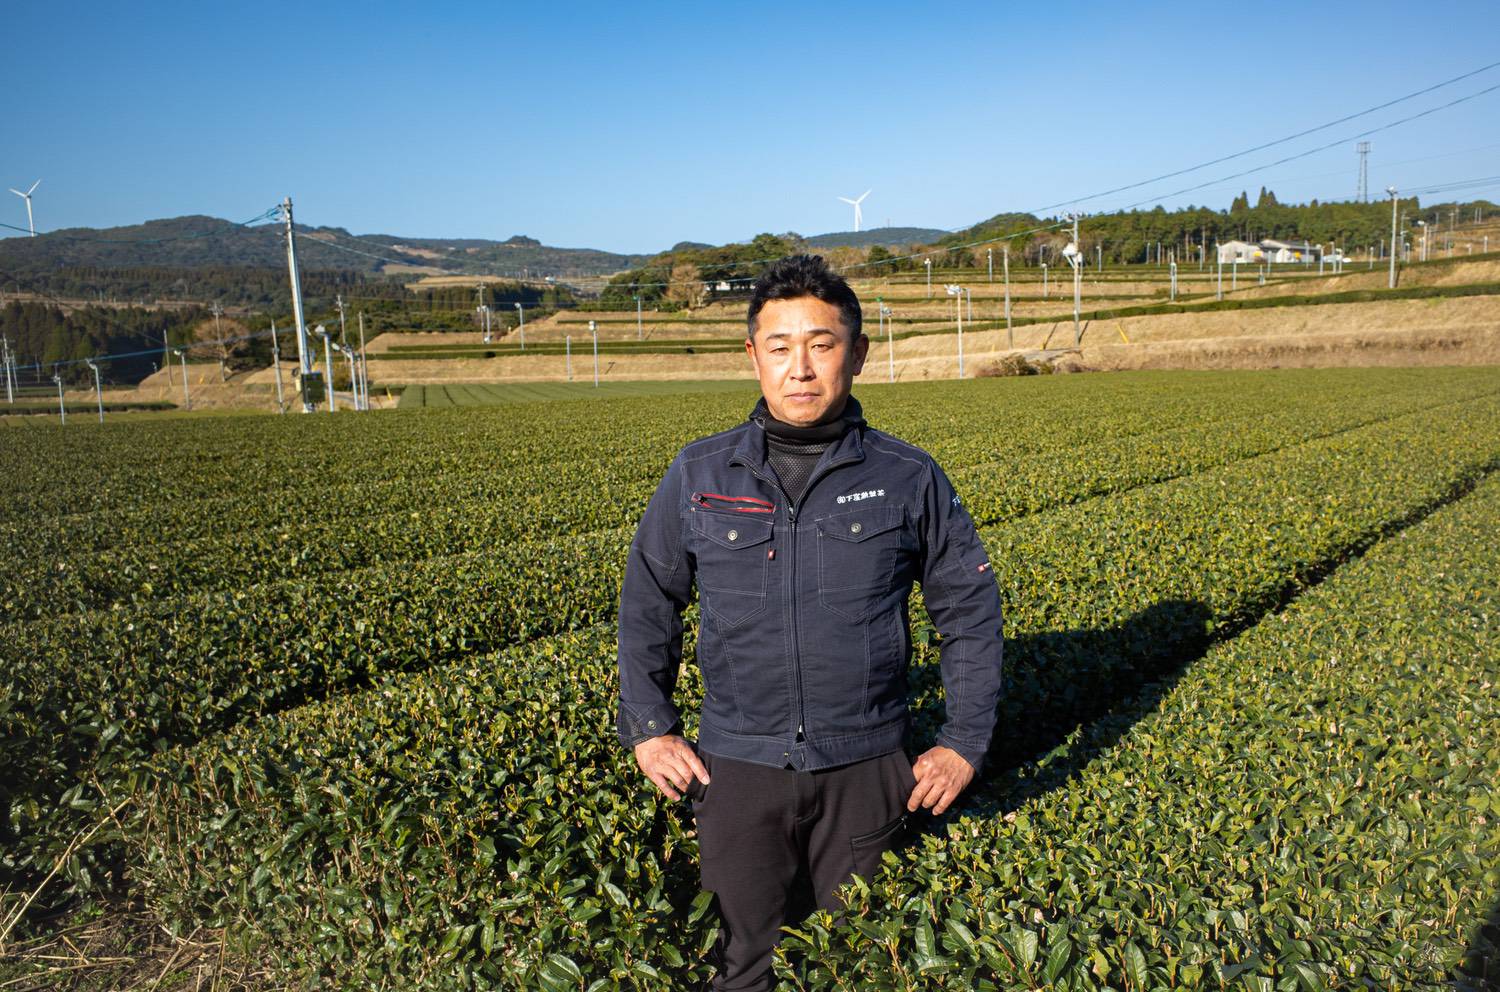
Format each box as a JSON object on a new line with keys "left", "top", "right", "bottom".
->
{"left": 791, "top": 348, "right": 815, "bottom": 379}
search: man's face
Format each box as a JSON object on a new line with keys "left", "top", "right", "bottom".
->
{"left": 745, "top": 296, "right": 868, "bottom": 427}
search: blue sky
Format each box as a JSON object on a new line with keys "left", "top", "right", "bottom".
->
{"left": 5, "top": 1, "right": 1498, "bottom": 253}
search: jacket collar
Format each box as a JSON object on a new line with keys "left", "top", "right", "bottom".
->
{"left": 731, "top": 395, "right": 866, "bottom": 471}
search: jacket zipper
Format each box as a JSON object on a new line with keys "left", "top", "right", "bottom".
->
{"left": 743, "top": 450, "right": 862, "bottom": 750}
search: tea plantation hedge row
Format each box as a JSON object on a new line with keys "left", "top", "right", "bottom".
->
{"left": 7, "top": 387, "right": 1498, "bottom": 892}
{"left": 101, "top": 392, "right": 1500, "bottom": 988}
{"left": 4, "top": 368, "right": 1498, "bottom": 989}
{"left": 7, "top": 368, "right": 1487, "bottom": 537}
{"left": 774, "top": 474, "right": 1500, "bottom": 991}
{"left": 5, "top": 373, "right": 1494, "bottom": 622}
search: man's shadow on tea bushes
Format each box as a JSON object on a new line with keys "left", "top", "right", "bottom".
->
{"left": 906, "top": 596, "right": 1216, "bottom": 822}
{"left": 770, "top": 598, "right": 1214, "bottom": 931}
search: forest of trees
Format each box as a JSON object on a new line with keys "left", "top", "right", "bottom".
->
{"left": 948, "top": 193, "right": 1497, "bottom": 267}
{"left": 0, "top": 301, "right": 205, "bottom": 387}
{"left": 600, "top": 233, "right": 811, "bottom": 308}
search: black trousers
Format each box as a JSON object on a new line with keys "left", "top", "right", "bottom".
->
{"left": 691, "top": 748, "right": 916, "bottom": 992}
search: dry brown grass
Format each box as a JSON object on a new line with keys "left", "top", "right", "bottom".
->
{"left": 0, "top": 899, "right": 271, "bottom": 992}
{"left": 122, "top": 363, "right": 398, "bottom": 413}
{"left": 295, "top": 295, "right": 1500, "bottom": 388}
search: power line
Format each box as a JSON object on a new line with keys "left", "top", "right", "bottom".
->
{"left": 1105, "top": 81, "right": 1500, "bottom": 215}
{"left": 1402, "top": 175, "right": 1500, "bottom": 197}
{"left": 1027, "top": 59, "right": 1500, "bottom": 216}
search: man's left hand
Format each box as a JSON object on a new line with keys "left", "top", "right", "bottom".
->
{"left": 906, "top": 746, "right": 975, "bottom": 816}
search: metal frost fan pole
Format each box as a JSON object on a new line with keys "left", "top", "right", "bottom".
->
{"left": 85, "top": 358, "right": 103, "bottom": 422}
{"left": 173, "top": 349, "right": 190, "bottom": 410}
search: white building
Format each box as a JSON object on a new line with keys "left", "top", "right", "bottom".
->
{"left": 1217, "top": 240, "right": 1264, "bottom": 264}
{"left": 1259, "top": 239, "right": 1318, "bottom": 264}
{"left": 1216, "top": 239, "right": 1320, "bottom": 264}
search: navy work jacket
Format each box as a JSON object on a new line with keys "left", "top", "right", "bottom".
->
{"left": 615, "top": 397, "right": 1004, "bottom": 772}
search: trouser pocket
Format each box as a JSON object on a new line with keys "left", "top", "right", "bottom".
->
{"left": 846, "top": 750, "right": 916, "bottom": 882}
{"left": 849, "top": 811, "right": 909, "bottom": 881}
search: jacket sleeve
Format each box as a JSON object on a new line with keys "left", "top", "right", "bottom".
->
{"left": 616, "top": 453, "right": 694, "bottom": 750}
{"left": 917, "top": 458, "right": 1004, "bottom": 773}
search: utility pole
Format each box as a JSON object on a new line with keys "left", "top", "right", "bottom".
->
{"left": 473, "top": 285, "right": 487, "bottom": 343}
{"left": 85, "top": 358, "right": 103, "bottom": 422}
{"left": 1066, "top": 214, "right": 1082, "bottom": 348}
{"left": 1387, "top": 187, "right": 1399, "bottom": 289}
{"left": 1002, "top": 248, "right": 1013, "bottom": 349}
{"left": 1356, "top": 141, "right": 1370, "bottom": 202}
{"left": 335, "top": 294, "right": 348, "bottom": 346}
{"left": 270, "top": 318, "right": 286, "bottom": 413}
{"left": 282, "top": 197, "right": 314, "bottom": 412}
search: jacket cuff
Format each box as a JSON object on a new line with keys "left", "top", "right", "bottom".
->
{"left": 934, "top": 733, "right": 988, "bottom": 775}
{"left": 617, "top": 702, "right": 682, "bottom": 749}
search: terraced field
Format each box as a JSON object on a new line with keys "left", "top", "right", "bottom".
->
{"left": 2, "top": 367, "right": 1497, "bottom": 990}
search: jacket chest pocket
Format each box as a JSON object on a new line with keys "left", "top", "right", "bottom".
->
{"left": 690, "top": 511, "right": 774, "bottom": 627}
{"left": 816, "top": 505, "right": 906, "bottom": 622}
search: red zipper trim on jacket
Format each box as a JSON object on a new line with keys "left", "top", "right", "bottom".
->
{"left": 692, "top": 492, "right": 775, "bottom": 514}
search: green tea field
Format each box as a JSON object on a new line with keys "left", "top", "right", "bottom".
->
{"left": 3, "top": 367, "right": 1497, "bottom": 990}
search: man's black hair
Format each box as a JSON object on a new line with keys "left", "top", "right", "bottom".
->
{"left": 747, "top": 254, "right": 863, "bottom": 340}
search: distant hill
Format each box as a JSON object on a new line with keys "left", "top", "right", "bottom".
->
{"left": 803, "top": 227, "right": 948, "bottom": 249}
{"left": 0, "top": 216, "right": 652, "bottom": 281}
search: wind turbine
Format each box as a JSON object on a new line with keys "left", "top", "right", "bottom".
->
{"left": 8, "top": 180, "right": 39, "bottom": 236}
{"left": 838, "top": 189, "right": 871, "bottom": 233}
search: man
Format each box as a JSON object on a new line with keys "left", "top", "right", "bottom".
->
{"left": 616, "top": 254, "right": 1004, "bottom": 991}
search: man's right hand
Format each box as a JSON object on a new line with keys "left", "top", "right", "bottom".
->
{"left": 633, "top": 734, "right": 710, "bottom": 801}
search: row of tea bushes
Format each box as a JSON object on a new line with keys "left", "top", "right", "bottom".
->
{"left": 11, "top": 374, "right": 1486, "bottom": 624}
{"left": 9, "top": 387, "right": 1499, "bottom": 894}
{"left": 0, "top": 455, "right": 663, "bottom": 622}
{"left": 950, "top": 386, "right": 1496, "bottom": 526}
{"left": 10, "top": 367, "right": 1483, "bottom": 541}
{"left": 778, "top": 476, "right": 1500, "bottom": 991}
{"left": 116, "top": 403, "right": 1500, "bottom": 987}
{"left": 2, "top": 527, "right": 631, "bottom": 883}
{"left": 12, "top": 386, "right": 1497, "bottom": 867}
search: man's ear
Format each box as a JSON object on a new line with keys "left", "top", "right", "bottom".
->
{"left": 850, "top": 333, "right": 869, "bottom": 376}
